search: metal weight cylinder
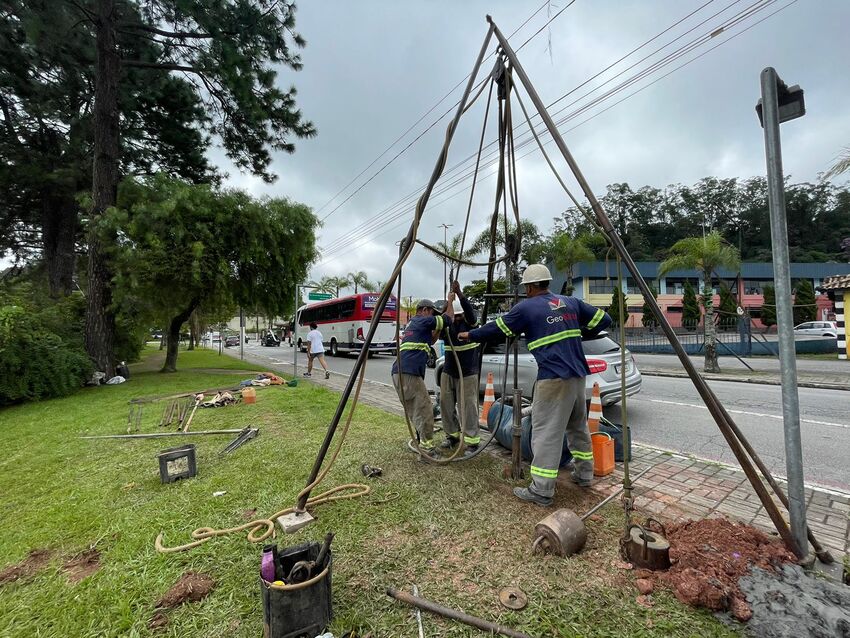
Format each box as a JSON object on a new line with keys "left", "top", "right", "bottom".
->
{"left": 534, "top": 508, "right": 587, "bottom": 557}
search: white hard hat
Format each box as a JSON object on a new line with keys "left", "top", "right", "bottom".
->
{"left": 452, "top": 299, "right": 464, "bottom": 314}
{"left": 520, "top": 264, "right": 552, "bottom": 285}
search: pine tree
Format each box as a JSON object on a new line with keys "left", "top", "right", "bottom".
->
{"left": 793, "top": 279, "right": 817, "bottom": 324}
{"left": 682, "top": 281, "right": 701, "bottom": 330}
{"left": 718, "top": 282, "right": 738, "bottom": 330}
{"left": 762, "top": 284, "right": 777, "bottom": 329}
{"left": 609, "top": 287, "right": 630, "bottom": 327}
{"left": 641, "top": 285, "right": 659, "bottom": 329}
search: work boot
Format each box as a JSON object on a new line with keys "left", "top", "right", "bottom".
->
{"left": 571, "top": 471, "right": 592, "bottom": 488}
{"left": 417, "top": 442, "right": 441, "bottom": 463}
{"left": 302, "top": 372, "right": 311, "bottom": 377}
{"left": 513, "top": 486, "right": 553, "bottom": 507}
{"left": 440, "top": 435, "right": 460, "bottom": 450}
{"left": 324, "top": 371, "right": 330, "bottom": 379}
{"left": 461, "top": 444, "right": 480, "bottom": 459}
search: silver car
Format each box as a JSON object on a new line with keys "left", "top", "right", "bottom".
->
{"left": 434, "top": 332, "right": 642, "bottom": 406}
{"left": 793, "top": 321, "right": 837, "bottom": 338}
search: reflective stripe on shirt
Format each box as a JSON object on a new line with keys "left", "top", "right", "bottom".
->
{"left": 527, "top": 329, "right": 581, "bottom": 351}
{"left": 496, "top": 316, "right": 514, "bottom": 337}
{"left": 399, "top": 342, "right": 432, "bottom": 352}
{"left": 445, "top": 342, "right": 478, "bottom": 352}
{"left": 586, "top": 308, "right": 605, "bottom": 329}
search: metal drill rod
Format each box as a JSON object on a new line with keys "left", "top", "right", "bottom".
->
{"left": 81, "top": 429, "right": 245, "bottom": 439}
{"left": 582, "top": 467, "right": 652, "bottom": 521}
{"left": 387, "top": 588, "right": 530, "bottom": 638}
{"left": 294, "top": 24, "right": 496, "bottom": 511}
{"left": 487, "top": 16, "right": 801, "bottom": 557}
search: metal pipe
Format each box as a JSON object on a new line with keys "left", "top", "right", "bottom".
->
{"left": 293, "top": 284, "right": 299, "bottom": 378}
{"left": 582, "top": 466, "right": 652, "bottom": 521}
{"left": 511, "top": 388, "right": 523, "bottom": 478}
{"left": 387, "top": 588, "right": 530, "bottom": 638}
{"left": 488, "top": 16, "right": 801, "bottom": 557}
{"left": 759, "top": 66, "right": 808, "bottom": 559}
{"left": 294, "top": 24, "right": 495, "bottom": 511}
{"left": 81, "top": 429, "right": 245, "bottom": 439}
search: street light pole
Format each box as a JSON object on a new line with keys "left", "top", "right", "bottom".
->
{"left": 758, "top": 67, "right": 808, "bottom": 559}
{"left": 439, "top": 223, "right": 453, "bottom": 300}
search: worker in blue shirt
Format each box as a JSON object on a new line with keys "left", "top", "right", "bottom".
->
{"left": 459, "top": 264, "right": 611, "bottom": 506}
{"left": 439, "top": 281, "right": 481, "bottom": 454}
{"left": 392, "top": 297, "right": 454, "bottom": 461}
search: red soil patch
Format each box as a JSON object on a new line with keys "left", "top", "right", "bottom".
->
{"left": 62, "top": 549, "right": 101, "bottom": 583}
{"left": 640, "top": 517, "right": 795, "bottom": 621}
{"left": 155, "top": 571, "right": 216, "bottom": 608}
{"left": 0, "top": 549, "right": 53, "bottom": 585}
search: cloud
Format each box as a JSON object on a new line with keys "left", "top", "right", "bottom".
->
{"left": 206, "top": 0, "right": 847, "bottom": 299}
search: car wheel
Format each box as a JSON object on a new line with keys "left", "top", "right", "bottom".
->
{"left": 329, "top": 340, "right": 338, "bottom": 357}
{"left": 426, "top": 348, "right": 437, "bottom": 369}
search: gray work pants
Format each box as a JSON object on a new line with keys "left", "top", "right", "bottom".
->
{"left": 529, "top": 377, "right": 593, "bottom": 497}
{"left": 392, "top": 373, "right": 434, "bottom": 446}
{"left": 440, "top": 373, "right": 480, "bottom": 445}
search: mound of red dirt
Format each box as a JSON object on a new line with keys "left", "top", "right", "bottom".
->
{"left": 0, "top": 549, "right": 53, "bottom": 585}
{"left": 645, "top": 517, "right": 796, "bottom": 621}
{"left": 155, "top": 571, "right": 216, "bottom": 608}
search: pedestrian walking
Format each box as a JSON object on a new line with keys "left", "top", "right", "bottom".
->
{"left": 304, "top": 322, "right": 330, "bottom": 379}
{"left": 392, "top": 297, "right": 454, "bottom": 460}
{"left": 439, "top": 281, "right": 481, "bottom": 455}
{"left": 459, "top": 264, "right": 611, "bottom": 506}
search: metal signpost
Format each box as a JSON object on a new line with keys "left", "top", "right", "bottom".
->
{"left": 757, "top": 67, "right": 808, "bottom": 558}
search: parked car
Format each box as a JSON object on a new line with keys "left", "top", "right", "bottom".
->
{"left": 434, "top": 332, "right": 642, "bottom": 406}
{"left": 793, "top": 321, "right": 837, "bottom": 338}
{"left": 224, "top": 335, "right": 240, "bottom": 347}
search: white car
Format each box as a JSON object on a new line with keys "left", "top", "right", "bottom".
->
{"left": 434, "top": 332, "right": 642, "bottom": 406}
{"left": 793, "top": 321, "right": 837, "bottom": 338}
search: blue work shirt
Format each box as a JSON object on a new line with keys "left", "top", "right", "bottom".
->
{"left": 441, "top": 295, "right": 480, "bottom": 378}
{"left": 468, "top": 292, "right": 611, "bottom": 380}
{"left": 392, "top": 312, "right": 449, "bottom": 378}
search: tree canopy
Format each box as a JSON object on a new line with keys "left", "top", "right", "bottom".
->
{"left": 101, "top": 175, "right": 317, "bottom": 371}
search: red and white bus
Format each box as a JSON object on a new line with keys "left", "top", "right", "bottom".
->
{"left": 295, "top": 293, "right": 399, "bottom": 356}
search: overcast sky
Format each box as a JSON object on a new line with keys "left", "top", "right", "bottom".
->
{"left": 213, "top": 0, "right": 850, "bottom": 300}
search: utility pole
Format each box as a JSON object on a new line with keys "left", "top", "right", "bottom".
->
{"left": 438, "top": 223, "right": 453, "bottom": 300}
{"left": 757, "top": 67, "right": 808, "bottom": 559}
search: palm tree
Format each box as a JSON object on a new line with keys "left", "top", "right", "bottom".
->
{"left": 347, "top": 271, "right": 375, "bottom": 294}
{"left": 308, "top": 276, "right": 339, "bottom": 297}
{"left": 327, "top": 276, "right": 349, "bottom": 297}
{"left": 550, "top": 232, "right": 594, "bottom": 295}
{"left": 659, "top": 231, "right": 741, "bottom": 373}
{"left": 824, "top": 146, "right": 850, "bottom": 180}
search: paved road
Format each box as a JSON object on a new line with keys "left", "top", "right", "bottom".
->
{"left": 238, "top": 341, "right": 850, "bottom": 492}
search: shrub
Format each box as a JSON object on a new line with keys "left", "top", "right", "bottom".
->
{"left": 0, "top": 305, "right": 92, "bottom": 405}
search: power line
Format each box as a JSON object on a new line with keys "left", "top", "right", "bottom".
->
{"left": 317, "top": 0, "right": 796, "bottom": 265}
{"left": 313, "top": 0, "right": 551, "bottom": 218}
{"left": 320, "top": 0, "right": 747, "bottom": 255}
{"left": 318, "top": 0, "right": 737, "bottom": 254}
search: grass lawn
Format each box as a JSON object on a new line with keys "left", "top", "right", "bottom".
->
{"left": 0, "top": 347, "right": 740, "bottom": 637}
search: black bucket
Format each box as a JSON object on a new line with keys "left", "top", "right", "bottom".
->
{"left": 260, "top": 541, "right": 332, "bottom": 638}
{"left": 599, "top": 417, "right": 632, "bottom": 462}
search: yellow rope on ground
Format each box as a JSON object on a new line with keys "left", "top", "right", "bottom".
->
{"left": 155, "top": 483, "right": 370, "bottom": 553}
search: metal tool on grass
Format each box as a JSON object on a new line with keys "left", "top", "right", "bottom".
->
{"left": 387, "top": 588, "right": 529, "bottom": 638}
{"left": 532, "top": 466, "right": 652, "bottom": 557}
{"left": 81, "top": 428, "right": 248, "bottom": 440}
{"left": 181, "top": 394, "right": 203, "bottom": 433}
{"left": 219, "top": 427, "right": 259, "bottom": 454}
{"left": 127, "top": 404, "right": 143, "bottom": 433}
{"left": 286, "top": 533, "right": 334, "bottom": 584}
{"left": 412, "top": 584, "right": 424, "bottom": 638}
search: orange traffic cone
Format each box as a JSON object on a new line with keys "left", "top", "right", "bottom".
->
{"left": 587, "top": 381, "right": 602, "bottom": 433}
{"left": 480, "top": 372, "right": 496, "bottom": 426}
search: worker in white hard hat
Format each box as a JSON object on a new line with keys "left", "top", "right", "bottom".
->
{"left": 459, "top": 263, "right": 611, "bottom": 506}
{"left": 392, "top": 296, "right": 454, "bottom": 461}
{"left": 439, "top": 281, "right": 481, "bottom": 455}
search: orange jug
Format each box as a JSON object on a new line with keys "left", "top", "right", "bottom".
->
{"left": 242, "top": 387, "right": 256, "bottom": 404}
{"left": 591, "top": 432, "right": 614, "bottom": 477}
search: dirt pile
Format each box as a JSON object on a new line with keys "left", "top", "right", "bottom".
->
{"left": 647, "top": 518, "right": 796, "bottom": 620}
{"left": 0, "top": 549, "right": 53, "bottom": 585}
{"left": 62, "top": 549, "right": 101, "bottom": 583}
{"left": 149, "top": 571, "right": 216, "bottom": 631}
